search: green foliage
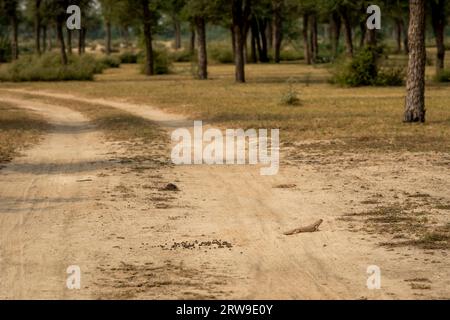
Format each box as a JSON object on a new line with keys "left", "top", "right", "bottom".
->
{"left": 434, "top": 69, "right": 450, "bottom": 82}
{"left": 99, "top": 55, "right": 121, "bottom": 68}
{"left": 332, "top": 47, "right": 379, "bottom": 87}
{"left": 374, "top": 68, "right": 405, "bottom": 86}
{"left": 119, "top": 51, "right": 139, "bottom": 64}
{"left": 139, "top": 49, "right": 173, "bottom": 75}
{"left": 154, "top": 50, "right": 172, "bottom": 74}
{"left": 279, "top": 49, "right": 303, "bottom": 61}
{"left": 331, "top": 46, "right": 402, "bottom": 87}
{"left": 0, "top": 53, "right": 113, "bottom": 82}
{"left": 280, "top": 78, "right": 300, "bottom": 106}
{"left": 208, "top": 43, "right": 234, "bottom": 64}
{"left": 0, "top": 35, "right": 11, "bottom": 63}
{"left": 169, "top": 49, "right": 193, "bottom": 62}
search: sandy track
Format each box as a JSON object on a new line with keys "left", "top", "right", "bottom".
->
{"left": 0, "top": 97, "right": 112, "bottom": 298}
{"left": 0, "top": 90, "right": 448, "bottom": 299}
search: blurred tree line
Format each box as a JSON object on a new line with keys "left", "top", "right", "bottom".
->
{"left": 0, "top": 0, "right": 449, "bottom": 121}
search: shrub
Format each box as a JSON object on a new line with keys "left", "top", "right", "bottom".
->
{"left": 279, "top": 49, "right": 303, "bottom": 61}
{"left": 119, "top": 51, "right": 138, "bottom": 64}
{"left": 209, "top": 43, "right": 234, "bottom": 64}
{"left": 0, "top": 53, "right": 107, "bottom": 82}
{"left": 139, "top": 49, "right": 172, "bottom": 75}
{"left": 374, "top": 67, "right": 405, "bottom": 86}
{"left": 332, "top": 46, "right": 402, "bottom": 87}
{"left": 170, "top": 49, "right": 193, "bottom": 62}
{"left": 0, "top": 36, "right": 11, "bottom": 63}
{"left": 280, "top": 78, "right": 301, "bottom": 106}
{"left": 99, "top": 55, "right": 121, "bottom": 68}
{"left": 331, "top": 47, "right": 379, "bottom": 87}
{"left": 434, "top": 69, "right": 450, "bottom": 83}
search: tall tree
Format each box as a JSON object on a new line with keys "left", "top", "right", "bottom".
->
{"left": 55, "top": 0, "right": 69, "bottom": 65}
{"left": 404, "top": 0, "right": 426, "bottom": 123}
{"left": 1, "top": 0, "right": 19, "bottom": 60}
{"left": 184, "top": 0, "right": 215, "bottom": 79}
{"left": 231, "top": 0, "right": 252, "bottom": 83}
{"left": 141, "top": 0, "right": 154, "bottom": 75}
{"left": 34, "top": 0, "right": 42, "bottom": 55}
{"left": 272, "top": 0, "right": 283, "bottom": 63}
{"left": 163, "top": 0, "right": 186, "bottom": 50}
{"left": 99, "top": 0, "right": 115, "bottom": 55}
{"left": 430, "top": 0, "right": 447, "bottom": 73}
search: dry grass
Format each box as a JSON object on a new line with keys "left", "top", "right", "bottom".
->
{"left": 345, "top": 195, "right": 450, "bottom": 250}
{"left": 1, "top": 58, "right": 449, "bottom": 154}
{"left": 0, "top": 101, "right": 49, "bottom": 166}
{"left": 8, "top": 93, "right": 171, "bottom": 169}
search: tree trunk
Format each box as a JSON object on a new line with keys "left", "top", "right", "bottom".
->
{"left": 266, "top": 20, "right": 273, "bottom": 50}
{"left": 341, "top": 8, "right": 353, "bottom": 57}
{"left": 330, "top": 11, "right": 341, "bottom": 58}
{"left": 366, "top": 29, "right": 377, "bottom": 46}
{"left": 250, "top": 18, "right": 258, "bottom": 63}
{"left": 47, "top": 26, "right": 53, "bottom": 51}
{"left": 243, "top": 23, "right": 250, "bottom": 65}
{"left": 402, "top": 19, "right": 409, "bottom": 54}
{"left": 302, "top": 14, "right": 311, "bottom": 65}
{"left": 56, "top": 17, "right": 68, "bottom": 65}
{"left": 258, "top": 18, "right": 269, "bottom": 62}
{"left": 123, "top": 26, "right": 130, "bottom": 48}
{"left": 359, "top": 20, "right": 367, "bottom": 48}
{"left": 83, "top": 28, "right": 87, "bottom": 53}
{"left": 105, "top": 20, "right": 112, "bottom": 55}
{"left": 232, "top": 0, "right": 251, "bottom": 83}
{"left": 78, "top": 28, "right": 83, "bottom": 55}
{"left": 233, "top": 25, "right": 246, "bottom": 82}
{"left": 10, "top": 15, "right": 19, "bottom": 60}
{"left": 42, "top": 25, "right": 47, "bottom": 52}
{"left": 142, "top": 0, "right": 154, "bottom": 76}
{"left": 67, "top": 30, "right": 73, "bottom": 54}
{"left": 430, "top": 0, "right": 446, "bottom": 73}
{"left": 174, "top": 18, "right": 182, "bottom": 50}
{"left": 310, "top": 14, "right": 318, "bottom": 63}
{"left": 404, "top": 0, "right": 426, "bottom": 123}
{"left": 35, "top": 0, "right": 42, "bottom": 55}
{"left": 395, "top": 19, "right": 403, "bottom": 53}
{"left": 273, "top": 0, "right": 283, "bottom": 64}
{"left": 190, "top": 24, "right": 196, "bottom": 56}
{"left": 195, "top": 17, "right": 207, "bottom": 80}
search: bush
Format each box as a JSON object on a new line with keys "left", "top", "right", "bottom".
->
{"left": 99, "top": 55, "right": 121, "bottom": 69}
{"left": 209, "top": 43, "right": 234, "bottom": 64}
{"left": 0, "top": 36, "right": 11, "bottom": 63}
{"left": 280, "top": 78, "right": 301, "bottom": 106}
{"left": 332, "top": 47, "right": 379, "bottom": 87}
{"left": 279, "top": 49, "right": 303, "bottom": 61}
{"left": 119, "top": 51, "right": 138, "bottom": 64}
{"left": 170, "top": 49, "right": 193, "bottom": 62}
{"left": 0, "top": 53, "right": 108, "bottom": 82}
{"left": 332, "top": 46, "right": 402, "bottom": 87}
{"left": 139, "top": 49, "right": 172, "bottom": 75}
{"left": 373, "top": 67, "right": 405, "bottom": 86}
{"left": 154, "top": 50, "right": 172, "bottom": 74}
{"left": 434, "top": 69, "right": 450, "bottom": 82}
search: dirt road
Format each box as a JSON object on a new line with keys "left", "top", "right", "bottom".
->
{"left": 0, "top": 90, "right": 448, "bottom": 299}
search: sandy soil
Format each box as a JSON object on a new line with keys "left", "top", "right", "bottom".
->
{"left": 0, "top": 90, "right": 448, "bottom": 300}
